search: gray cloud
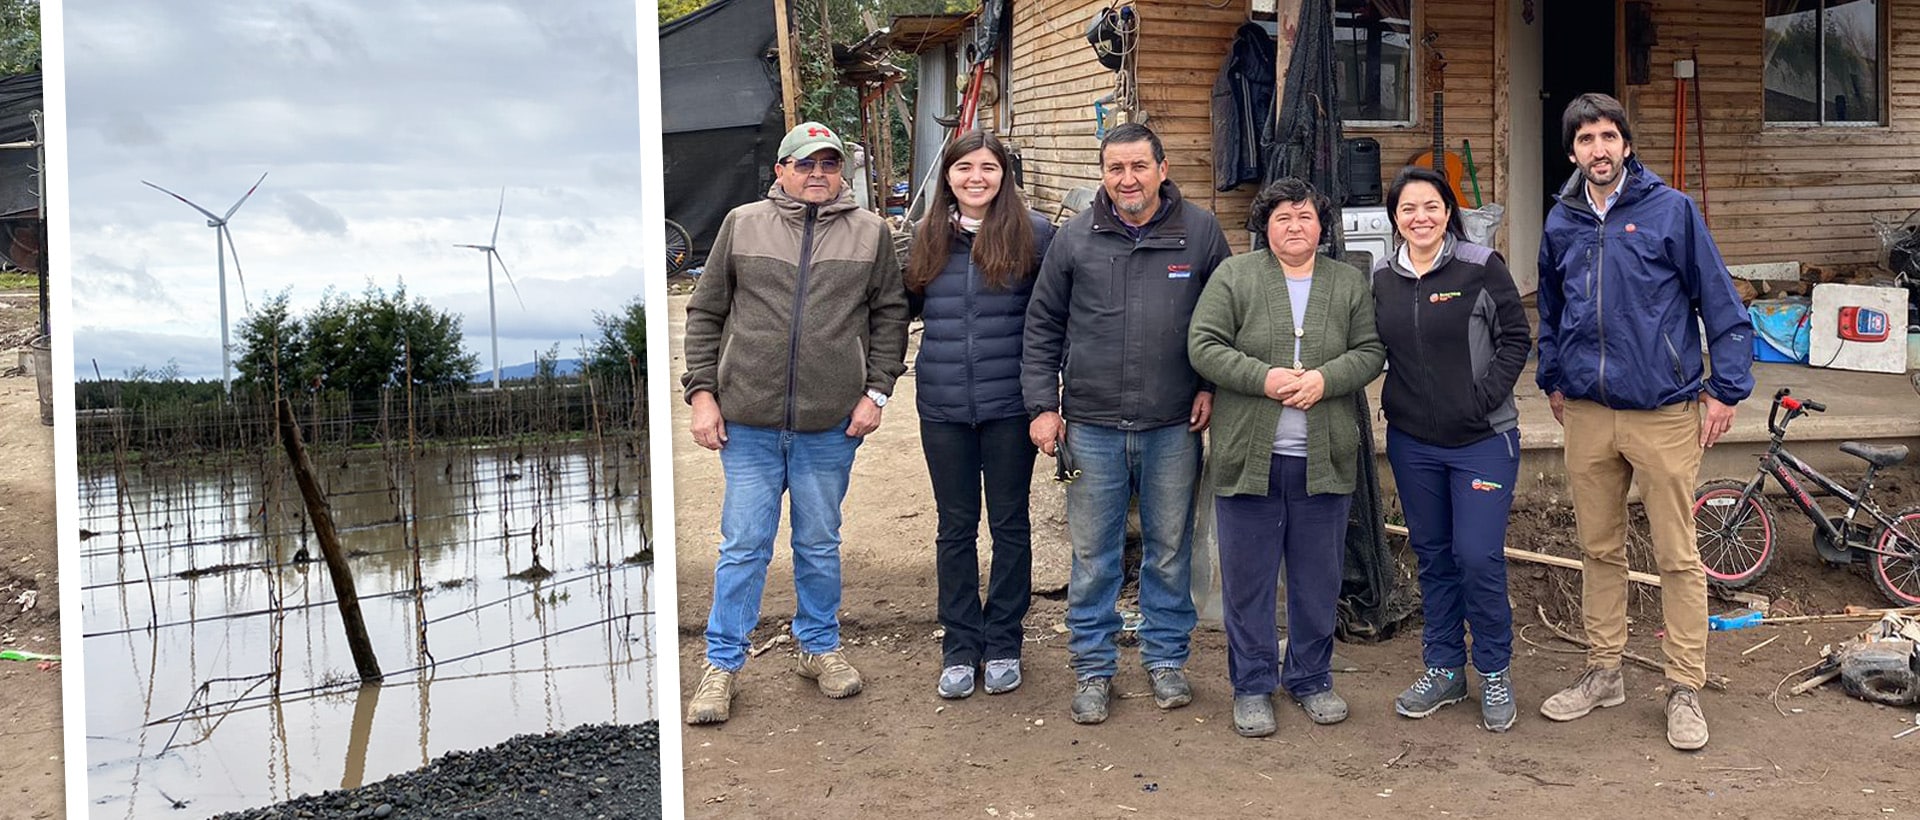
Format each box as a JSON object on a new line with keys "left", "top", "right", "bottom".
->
{"left": 276, "top": 191, "right": 349, "bottom": 236}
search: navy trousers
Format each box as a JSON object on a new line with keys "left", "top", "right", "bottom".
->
{"left": 1215, "top": 454, "right": 1352, "bottom": 697}
{"left": 1386, "top": 426, "right": 1519, "bottom": 673}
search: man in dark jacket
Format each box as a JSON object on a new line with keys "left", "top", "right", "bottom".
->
{"left": 1022, "top": 122, "right": 1234, "bottom": 725}
{"left": 1534, "top": 93, "right": 1753, "bottom": 752}
{"left": 681, "top": 122, "right": 910, "bottom": 726}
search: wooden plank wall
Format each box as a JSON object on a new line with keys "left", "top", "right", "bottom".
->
{"left": 1624, "top": 0, "right": 1920, "bottom": 268}
{"left": 1349, "top": 0, "right": 1499, "bottom": 220}
{"left": 1133, "top": 0, "right": 1262, "bottom": 250}
{"left": 1003, "top": 0, "right": 1120, "bottom": 223}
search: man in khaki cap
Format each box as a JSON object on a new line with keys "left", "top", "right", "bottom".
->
{"left": 682, "top": 121, "right": 909, "bottom": 725}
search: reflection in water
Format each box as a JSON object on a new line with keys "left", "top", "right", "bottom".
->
{"left": 81, "top": 441, "right": 656, "bottom": 819}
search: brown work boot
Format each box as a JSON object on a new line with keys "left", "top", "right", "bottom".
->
{"left": 796, "top": 649, "right": 864, "bottom": 698}
{"left": 684, "top": 663, "right": 737, "bottom": 725}
{"left": 1539, "top": 665, "right": 1626, "bottom": 722}
{"left": 1666, "top": 684, "right": 1709, "bottom": 751}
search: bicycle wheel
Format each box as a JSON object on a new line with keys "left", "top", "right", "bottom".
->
{"left": 1870, "top": 506, "right": 1920, "bottom": 606}
{"left": 665, "top": 219, "right": 693, "bottom": 276}
{"left": 1693, "top": 479, "right": 1776, "bottom": 588}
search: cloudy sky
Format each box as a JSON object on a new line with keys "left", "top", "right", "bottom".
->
{"left": 63, "top": 0, "right": 645, "bottom": 381}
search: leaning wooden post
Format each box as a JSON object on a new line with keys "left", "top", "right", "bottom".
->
{"left": 277, "top": 398, "right": 383, "bottom": 682}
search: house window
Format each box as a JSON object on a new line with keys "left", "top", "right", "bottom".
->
{"left": 1334, "top": 0, "right": 1414, "bottom": 125}
{"left": 1764, "top": 0, "right": 1882, "bottom": 124}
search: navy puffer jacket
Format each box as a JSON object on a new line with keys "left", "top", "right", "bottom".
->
{"left": 913, "top": 210, "right": 1056, "bottom": 424}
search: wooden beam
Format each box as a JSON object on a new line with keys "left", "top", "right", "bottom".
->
{"left": 1271, "top": 0, "right": 1304, "bottom": 120}
{"left": 1491, "top": 0, "right": 1509, "bottom": 249}
{"left": 774, "top": 0, "right": 802, "bottom": 130}
{"left": 277, "top": 398, "right": 382, "bottom": 683}
{"left": 1385, "top": 522, "right": 1771, "bottom": 610}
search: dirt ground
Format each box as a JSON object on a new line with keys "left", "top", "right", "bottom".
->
{"left": 670, "top": 294, "right": 1920, "bottom": 818}
{"left": 0, "top": 286, "right": 63, "bottom": 820}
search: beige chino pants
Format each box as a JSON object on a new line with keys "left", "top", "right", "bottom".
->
{"left": 1561, "top": 399, "right": 1710, "bottom": 690}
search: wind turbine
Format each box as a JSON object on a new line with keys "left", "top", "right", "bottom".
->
{"left": 143, "top": 172, "right": 266, "bottom": 396}
{"left": 454, "top": 188, "right": 524, "bottom": 389}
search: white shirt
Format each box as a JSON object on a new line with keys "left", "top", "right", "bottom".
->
{"left": 1583, "top": 171, "right": 1628, "bottom": 220}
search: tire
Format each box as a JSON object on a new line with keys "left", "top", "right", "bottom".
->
{"left": 665, "top": 219, "right": 693, "bottom": 276}
{"left": 1870, "top": 506, "right": 1920, "bottom": 607}
{"left": 1693, "top": 479, "right": 1776, "bottom": 588}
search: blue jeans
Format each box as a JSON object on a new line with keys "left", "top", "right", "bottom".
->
{"left": 1386, "top": 426, "right": 1519, "bottom": 673}
{"left": 704, "top": 419, "right": 862, "bottom": 671}
{"left": 1064, "top": 421, "right": 1201, "bottom": 679}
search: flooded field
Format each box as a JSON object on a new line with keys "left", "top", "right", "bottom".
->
{"left": 79, "top": 439, "right": 655, "bottom": 819}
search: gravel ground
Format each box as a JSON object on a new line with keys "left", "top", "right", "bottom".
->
{"left": 215, "top": 722, "right": 662, "bottom": 820}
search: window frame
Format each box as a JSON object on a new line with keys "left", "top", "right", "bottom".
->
{"left": 1762, "top": 0, "right": 1888, "bottom": 128}
{"left": 1334, "top": 0, "right": 1419, "bottom": 129}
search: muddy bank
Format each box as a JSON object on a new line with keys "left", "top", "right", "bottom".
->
{"left": 215, "top": 722, "right": 661, "bottom": 820}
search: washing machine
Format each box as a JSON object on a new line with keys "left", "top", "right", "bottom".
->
{"left": 1340, "top": 206, "right": 1395, "bottom": 272}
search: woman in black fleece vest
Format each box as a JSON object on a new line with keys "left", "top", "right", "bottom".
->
{"left": 1370, "top": 166, "right": 1532, "bottom": 733}
{"left": 905, "top": 131, "right": 1055, "bottom": 699}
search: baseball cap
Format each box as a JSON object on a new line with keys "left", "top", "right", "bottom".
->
{"left": 779, "top": 122, "right": 846, "bottom": 163}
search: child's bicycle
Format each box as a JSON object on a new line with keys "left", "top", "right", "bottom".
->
{"left": 1692, "top": 388, "right": 1920, "bottom": 606}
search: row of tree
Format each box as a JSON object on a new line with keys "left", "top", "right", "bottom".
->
{"left": 78, "top": 284, "right": 647, "bottom": 409}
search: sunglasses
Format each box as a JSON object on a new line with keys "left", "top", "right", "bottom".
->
{"left": 785, "top": 157, "right": 842, "bottom": 174}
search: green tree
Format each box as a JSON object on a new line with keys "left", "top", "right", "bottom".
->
{"left": 0, "top": 0, "right": 37, "bottom": 74}
{"left": 232, "top": 284, "right": 478, "bottom": 402}
{"left": 580, "top": 296, "right": 646, "bottom": 383}
{"left": 533, "top": 342, "right": 563, "bottom": 384}
{"left": 660, "top": 0, "right": 708, "bottom": 24}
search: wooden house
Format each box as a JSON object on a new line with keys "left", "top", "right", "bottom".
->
{"left": 986, "top": 0, "right": 1919, "bottom": 294}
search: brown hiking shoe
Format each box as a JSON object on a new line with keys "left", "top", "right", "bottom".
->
{"left": 1539, "top": 665, "right": 1626, "bottom": 722}
{"left": 685, "top": 663, "right": 737, "bottom": 725}
{"left": 796, "top": 649, "right": 864, "bottom": 698}
{"left": 1666, "top": 685, "right": 1709, "bottom": 751}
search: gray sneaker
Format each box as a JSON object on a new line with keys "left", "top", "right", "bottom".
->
{"left": 938, "top": 664, "right": 975, "bottom": 699}
{"left": 1479, "top": 667, "right": 1517, "bottom": 732}
{"left": 1233, "top": 693, "right": 1276, "bottom": 737}
{"left": 1395, "top": 666, "right": 1468, "bottom": 718}
{"left": 1071, "top": 676, "right": 1111, "bottom": 724}
{"left": 1148, "top": 667, "right": 1193, "bottom": 709}
{"left": 983, "top": 658, "right": 1022, "bottom": 694}
{"left": 1292, "top": 688, "right": 1349, "bottom": 725}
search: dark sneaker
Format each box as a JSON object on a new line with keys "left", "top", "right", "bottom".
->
{"left": 1479, "top": 667, "right": 1517, "bottom": 732}
{"left": 795, "top": 649, "right": 864, "bottom": 698}
{"left": 983, "top": 658, "right": 1022, "bottom": 694}
{"left": 1233, "top": 693, "right": 1276, "bottom": 737}
{"left": 938, "top": 664, "right": 975, "bottom": 699}
{"left": 1292, "top": 688, "right": 1349, "bottom": 725}
{"left": 1148, "top": 667, "right": 1193, "bottom": 710}
{"left": 1666, "top": 685, "right": 1709, "bottom": 750}
{"left": 1071, "top": 676, "right": 1111, "bottom": 724}
{"left": 1539, "top": 665, "right": 1625, "bottom": 722}
{"left": 1394, "top": 666, "right": 1468, "bottom": 718}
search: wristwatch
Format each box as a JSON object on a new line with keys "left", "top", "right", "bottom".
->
{"left": 866, "top": 389, "right": 889, "bottom": 408}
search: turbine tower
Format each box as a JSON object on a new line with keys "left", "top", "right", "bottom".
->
{"left": 454, "top": 188, "right": 523, "bottom": 389}
{"left": 143, "top": 173, "right": 266, "bottom": 396}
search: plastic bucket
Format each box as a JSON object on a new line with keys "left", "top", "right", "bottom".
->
{"left": 29, "top": 334, "right": 50, "bottom": 426}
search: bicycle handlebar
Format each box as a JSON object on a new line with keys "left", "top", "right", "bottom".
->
{"left": 1769, "top": 388, "right": 1826, "bottom": 437}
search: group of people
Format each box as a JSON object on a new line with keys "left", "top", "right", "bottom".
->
{"left": 679, "top": 91, "right": 1754, "bottom": 754}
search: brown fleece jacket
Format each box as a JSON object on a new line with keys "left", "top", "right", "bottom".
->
{"left": 680, "top": 184, "right": 909, "bottom": 432}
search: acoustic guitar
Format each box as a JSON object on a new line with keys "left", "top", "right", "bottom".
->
{"left": 1408, "top": 32, "right": 1471, "bottom": 205}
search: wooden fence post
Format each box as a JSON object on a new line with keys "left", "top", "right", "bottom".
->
{"left": 277, "top": 398, "right": 384, "bottom": 683}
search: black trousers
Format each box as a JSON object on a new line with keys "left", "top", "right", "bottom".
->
{"left": 921, "top": 416, "right": 1036, "bottom": 666}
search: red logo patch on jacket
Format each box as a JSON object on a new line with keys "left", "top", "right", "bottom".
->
{"left": 1167, "top": 264, "right": 1192, "bottom": 279}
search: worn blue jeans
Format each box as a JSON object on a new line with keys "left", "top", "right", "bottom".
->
{"left": 1064, "top": 421, "right": 1201, "bottom": 679}
{"left": 704, "top": 419, "right": 862, "bottom": 671}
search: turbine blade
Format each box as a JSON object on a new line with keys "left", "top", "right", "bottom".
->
{"left": 490, "top": 188, "right": 505, "bottom": 247}
{"left": 222, "top": 171, "right": 269, "bottom": 221}
{"left": 452, "top": 243, "right": 492, "bottom": 250}
{"left": 222, "top": 225, "right": 252, "bottom": 310}
{"left": 492, "top": 250, "right": 525, "bottom": 309}
{"left": 142, "top": 180, "right": 222, "bottom": 222}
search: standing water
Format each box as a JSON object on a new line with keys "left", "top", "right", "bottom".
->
{"left": 80, "top": 440, "right": 654, "bottom": 818}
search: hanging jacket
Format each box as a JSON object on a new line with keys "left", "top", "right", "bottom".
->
{"left": 1212, "top": 22, "right": 1277, "bottom": 192}
{"left": 1372, "top": 236, "right": 1532, "bottom": 447}
{"left": 1536, "top": 157, "right": 1754, "bottom": 409}
{"left": 1022, "top": 180, "right": 1234, "bottom": 430}
{"left": 913, "top": 211, "right": 1057, "bottom": 425}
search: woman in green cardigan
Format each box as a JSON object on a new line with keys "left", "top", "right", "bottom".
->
{"left": 1187, "top": 177, "right": 1385, "bottom": 738}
